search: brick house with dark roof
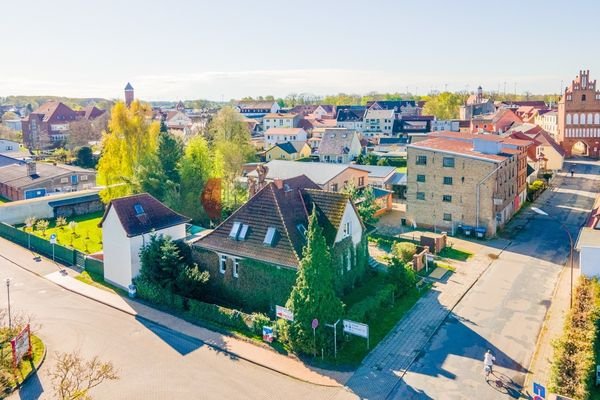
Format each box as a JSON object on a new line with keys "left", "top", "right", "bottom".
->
{"left": 21, "top": 101, "right": 106, "bottom": 149}
{"left": 99, "top": 193, "right": 190, "bottom": 289}
{"left": 193, "top": 175, "right": 368, "bottom": 312}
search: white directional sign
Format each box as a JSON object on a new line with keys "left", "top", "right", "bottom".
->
{"left": 275, "top": 305, "right": 294, "bottom": 321}
{"left": 49, "top": 234, "right": 57, "bottom": 244}
{"left": 343, "top": 319, "right": 369, "bottom": 338}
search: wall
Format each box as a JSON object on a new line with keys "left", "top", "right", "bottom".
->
{"left": 102, "top": 208, "right": 133, "bottom": 289}
{"left": 580, "top": 247, "right": 600, "bottom": 277}
{"left": 334, "top": 201, "right": 363, "bottom": 245}
{"left": 405, "top": 148, "right": 511, "bottom": 237}
{"left": 0, "top": 189, "right": 100, "bottom": 225}
{"left": 323, "top": 168, "right": 369, "bottom": 192}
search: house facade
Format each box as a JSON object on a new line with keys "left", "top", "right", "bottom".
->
{"left": 193, "top": 176, "right": 368, "bottom": 312}
{"left": 0, "top": 139, "right": 19, "bottom": 153}
{"left": 363, "top": 109, "right": 395, "bottom": 137}
{"left": 534, "top": 110, "right": 558, "bottom": 139}
{"left": 317, "top": 129, "right": 362, "bottom": 163}
{"left": 262, "top": 113, "right": 300, "bottom": 130}
{"left": 265, "top": 141, "right": 311, "bottom": 161}
{"left": 99, "top": 193, "right": 190, "bottom": 290}
{"left": 264, "top": 127, "right": 307, "bottom": 147}
{"left": 0, "top": 160, "right": 97, "bottom": 201}
{"left": 575, "top": 195, "right": 600, "bottom": 277}
{"left": 336, "top": 106, "right": 366, "bottom": 132}
{"left": 557, "top": 70, "right": 600, "bottom": 158}
{"left": 459, "top": 86, "right": 495, "bottom": 120}
{"left": 406, "top": 133, "right": 523, "bottom": 237}
{"left": 235, "top": 101, "right": 280, "bottom": 118}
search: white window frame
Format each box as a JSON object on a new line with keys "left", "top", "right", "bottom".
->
{"left": 233, "top": 259, "right": 240, "bottom": 278}
{"left": 219, "top": 255, "right": 227, "bottom": 274}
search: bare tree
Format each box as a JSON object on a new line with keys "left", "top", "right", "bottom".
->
{"left": 66, "top": 113, "right": 108, "bottom": 149}
{"left": 49, "top": 351, "right": 119, "bottom": 400}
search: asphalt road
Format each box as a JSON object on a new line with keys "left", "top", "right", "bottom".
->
{"left": 0, "top": 259, "right": 355, "bottom": 400}
{"left": 390, "top": 160, "right": 600, "bottom": 399}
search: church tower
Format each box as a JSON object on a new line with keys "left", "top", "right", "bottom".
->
{"left": 124, "top": 82, "right": 134, "bottom": 107}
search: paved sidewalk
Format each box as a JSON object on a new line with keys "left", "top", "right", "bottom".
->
{"left": 0, "top": 237, "right": 350, "bottom": 388}
{"left": 342, "top": 236, "right": 510, "bottom": 399}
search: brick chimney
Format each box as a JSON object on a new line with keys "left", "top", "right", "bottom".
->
{"left": 26, "top": 161, "right": 36, "bottom": 176}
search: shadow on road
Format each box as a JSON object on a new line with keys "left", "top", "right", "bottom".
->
{"left": 17, "top": 370, "right": 44, "bottom": 400}
{"left": 485, "top": 370, "right": 524, "bottom": 399}
{"left": 135, "top": 317, "right": 206, "bottom": 356}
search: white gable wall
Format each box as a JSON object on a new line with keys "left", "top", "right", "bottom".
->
{"left": 334, "top": 201, "right": 362, "bottom": 245}
{"left": 102, "top": 207, "right": 133, "bottom": 290}
{"left": 580, "top": 246, "right": 600, "bottom": 278}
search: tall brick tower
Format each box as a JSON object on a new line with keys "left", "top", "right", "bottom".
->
{"left": 558, "top": 70, "right": 600, "bottom": 158}
{"left": 124, "top": 82, "right": 134, "bottom": 107}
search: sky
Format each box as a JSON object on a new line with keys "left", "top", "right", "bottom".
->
{"left": 1, "top": 0, "right": 599, "bottom": 101}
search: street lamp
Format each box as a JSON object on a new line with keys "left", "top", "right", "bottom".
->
{"left": 5, "top": 278, "right": 12, "bottom": 330}
{"left": 531, "top": 207, "right": 574, "bottom": 308}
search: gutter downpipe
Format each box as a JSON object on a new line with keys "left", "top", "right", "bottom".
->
{"left": 476, "top": 163, "right": 502, "bottom": 229}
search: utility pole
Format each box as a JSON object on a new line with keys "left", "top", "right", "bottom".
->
{"left": 5, "top": 278, "right": 12, "bottom": 330}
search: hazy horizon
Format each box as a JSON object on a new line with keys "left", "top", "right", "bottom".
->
{"left": 2, "top": 0, "right": 599, "bottom": 101}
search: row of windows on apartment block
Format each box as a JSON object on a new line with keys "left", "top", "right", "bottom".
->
{"left": 266, "top": 135, "right": 299, "bottom": 141}
{"left": 415, "top": 155, "right": 518, "bottom": 174}
{"left": 565, "top": 113, "right": 600, "bottom": 125}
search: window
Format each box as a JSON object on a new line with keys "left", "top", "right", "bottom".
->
{"left": 343, "top": 221, "right": 351, "bottom": 237}
{"left": 296, "top": 224, "right": 307, "bottom": 239}
{"left": 71, "top": 175, "right": 78, "bottom": 184}
{"left": 60, "top": 177, "right": 68, "bottom": 183}
{"left": 416, "top": 192, "right": 425, "bottom": 200}
{"left": 346, "top": 249, "right": 352, "bottom": 271}
{"left": 442, "top": 195, "right": 452, "bottom": 202}
{"left": 358, "top": 177, "right": 365, "bottom": 186}
{"left": 264, "top": 227, "right": 277, "bottom": 246}
{"left": 219, "top": 255, "right": 227, "bottom": 274}
{"left": 80, "top": 175, "right": 88, "bottom": 181}
{"left": 233, "top": 259, "right": 240, "bottom": 278}
{"left": 442, "top": 157, "right": 455, "bottom": 168}
{"left": 443, "top": 213, "right": 452, "bottom": 221}
{"left": 443, "top": 176, "right": 453, "bottom": 185}
{"left": 416, "top": 174, "right": 426, "bottom": 182}
{"left": 134, "top": 204, "right": 145, "bottom": 215}
{"left": 582, "top": 94, "right": 587, "bottom": 101}
{"left": 331, "top": 183, "right": 338, "bottom": 192}
{"left": 238, "top": 224, "right": 249, "bottom": 240}
{"left": 229, "top": 221, "right": 241, "bottom": 239}
{"left": 416, "top": 155, "right": 427, "bottom": 165}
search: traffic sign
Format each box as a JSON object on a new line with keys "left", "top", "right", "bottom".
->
{"left": 311, "top": 318, "right": 319, "bottom": 329}
{"left": 49, "top": 234, "right": 57, "bottom": 244}
{"left": 533, "top": 382, "right": 546, "bottom": 399}
{"left": 343, "top": 319, "right": 369, "bottom": 338}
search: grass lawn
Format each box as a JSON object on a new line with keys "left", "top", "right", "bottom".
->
{"left": 75, "top": 271, "right": 128, "bottom": 297}
{"left": 335, "top": 285, "right": 426, "bottom": 366}
{"left": 0, "top": 195, "right": 10, "bottom": 203}
{"left": 2, "top": 334, "right": 45, "bottom": 390}
{"left": 22, "top": 211, "right": 104, "bottom": 254}
{"left": 438, "top": 246, "right": 474, "bottom": 262}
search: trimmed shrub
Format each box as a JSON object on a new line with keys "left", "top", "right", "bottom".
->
{"left": 387, "top": 258, "right": 417, "bottom": 297}
{"left": 250, "top": 313, "right": 272, "bottom": 335}
{"left": 346, "top": 284, "right": 395, "bottom": 322}
{"left": 392, "top": 242, "right": 417, "bottom": 263}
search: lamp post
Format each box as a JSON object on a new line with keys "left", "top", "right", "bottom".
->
{"left": 5, "top": 278, "right": 12, "bottom": 330}
{"left": 531, "top": 207, "right": 574, "bottom": 308}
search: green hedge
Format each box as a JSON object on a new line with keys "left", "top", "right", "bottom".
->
{"left": 346, "top": 283, "right": 395, "bottom": 322}
{"left": 549, "top": 277, "right": 600, "bottom": 399}
{"left": 383, "top": 157, "right": 406, "bottom": 167}
{"left": 134, "top": 275, "right": 271, "bottom": 334}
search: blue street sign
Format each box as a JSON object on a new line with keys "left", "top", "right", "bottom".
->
{"left": 533, "top": 382, "right": 546, "bottom": 399}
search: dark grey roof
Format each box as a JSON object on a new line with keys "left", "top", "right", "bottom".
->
{"left": 336, "top": 107, "right": 366, "bottom": 122}
{"left": 124, "top": 82, "right": 134, "bottom": 90}
{"left": 48, "top": 193, "right": 100, "bottom": 208}
{"left": 318, "top": 130, "right": 357, "bottom": 155}
{"left": 98, "top": 193, "right": 190, "bottom": 237}
{"left": 0, "top": 154, "right": 23, "bottom": 168}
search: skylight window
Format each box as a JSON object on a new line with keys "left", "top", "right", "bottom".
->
{"left": 239, "top": 224, "right": 249, "bottom": 240}
{"left": 296, "top": 224, "right": 307, "bottom": 239}
{"left": 134, "top": 204, "right": 145, "bottom": 215}
{"left": 264, "top": 227, "right": 277, "bottom": 246}
{"left": 229, "top": 221, "right": 242, "bottom": 240}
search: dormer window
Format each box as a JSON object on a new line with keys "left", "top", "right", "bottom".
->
{"left": 264, "top": 227, "right": 277, "bottom": 246}
{"left": 229, "top": 221, "right": 241, "bottom": 239}
{"left": 238, "top": 224, "right": 249, "bottom": 240}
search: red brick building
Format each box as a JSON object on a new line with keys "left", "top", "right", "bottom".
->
{"left": 21, "top": 101, "right": 105, "bottom": 150}
{"left": 558, "top": 70, "right": 600, "bottom": 158}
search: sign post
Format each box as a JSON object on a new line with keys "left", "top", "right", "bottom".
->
{"left": 275, "top": 305, "right": 294, "bottom": 322}
{"left": 311, "top": 318, "right": 319, "bottom": 357}
{"left": 49, "top": 234, "right": 57, "bottom": 262}
{"left": 532, "top": 382, "right": 546, "bottom": 400}
{"left": 325, "top": 319, "right": 340, "bottom": 359}
{"left": 343, "top": 319, "right": 369, "bottom": 349}
{"left": 262, "top": 326, "right": 274, "bottom": 343}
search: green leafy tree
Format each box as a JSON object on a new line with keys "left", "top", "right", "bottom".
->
{"left": 422, "top": 92, "right": 463, "bottom": 120}
{"left": 387, "top": 257, "right": 417, "bottom": 297}
{"left": 284, "top": 209, "right": 344, "bottom": 355}
{"left": 343, "top": 184, "right": 379, "bottom": 225}
{"left": 96, "top": 101, "right": 159, "bottom": 203}
{"left": 392, "top": 242, "right": 417, "bottom": 263}
{"left": 74, "top": 146, "right": 96, "bottom": 168}
{"left": 177, "top": 135, "right": 213, "bottom": 222}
